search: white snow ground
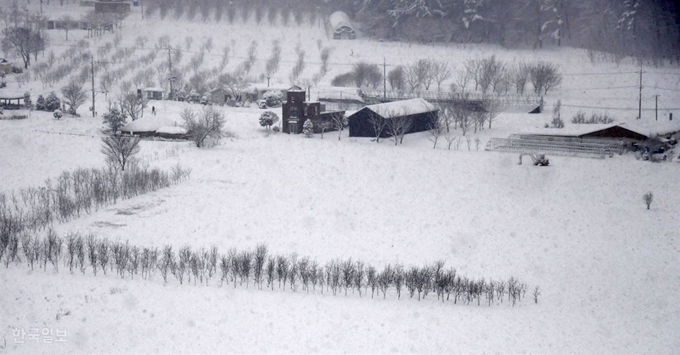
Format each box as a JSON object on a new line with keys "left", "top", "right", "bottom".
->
{"left": 1, "top": 2, "right": 680, "bottom": 354}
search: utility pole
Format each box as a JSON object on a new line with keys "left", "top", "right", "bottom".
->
{"left": 654, "top": 94, "right": 659, "bottom": 121}
{"left": 91, "top": 57, "right": 96, "bottom": 117}
{"left": 167, "top": 47, "right": 173, "bottom": 99}
{"left": 638, "top": 68, "right": 642, "bottom": 120}
{"left": 383, "top": 57, "right": 386, "bottom": 101}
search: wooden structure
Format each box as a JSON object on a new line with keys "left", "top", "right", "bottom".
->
{"left": 0, "top": 96, "right": 25, "bottom": 109}
{"left": 348, "top": 98, "right": 438, "bottom": 138}
{"left": 0, "top": 59, "right": 14, "bottom": 74}
{"left": 94, "top": 1, "right": 131, "bottom": 13}
{"left": 137, "top": 87, "right": 165, "bottom": 100}
{"left": 282, "top": 86, "right": 345, "bottom": 134}
{"left": 329, "top": 11, "right": 356, "bottom": 39}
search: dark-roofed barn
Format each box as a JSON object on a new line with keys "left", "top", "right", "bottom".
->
{"left": 348, "top": 98, "right": 438, "bottom": 138}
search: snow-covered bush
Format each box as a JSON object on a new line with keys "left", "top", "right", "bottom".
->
{"left": 23, "top": 92, "right": 32, "bottom": 109}
{"left": 272, "top": 126, "right": 280, "bottom": 132}
{"left": 303, "top": 119, "right": 314, "bottom": 137}
{"left": 53, "top": 109, "right": 63, "bottom": 120}
{"left": 262, "top": 90, "right": 282, "bottom": 107}
{"left": 259, "top": 111, "right": 279, "bottom": 130}
{"left": 45, "top": 92, "right": 61, "bottom": 112}
{"left": 102, "top": 107, "right": 128, "bottom": 132}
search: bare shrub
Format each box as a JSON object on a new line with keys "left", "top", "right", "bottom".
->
{"left": 643, "top": 191, "right": 654, "bottom": 210}
{"left": 529, "top": 62, "right": 562, "bottom": 95}
{"left": 181, "top": 106, "right": 227, "bottom": 148}
{"left": 101, "top": 135, "right": 142, "bottom": 171}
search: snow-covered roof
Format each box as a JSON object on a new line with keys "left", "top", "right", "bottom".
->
{"left": 329, "top": 11, "right": 354, "bottom": 32}
{"left": 156, "top": 126, "right": 187, "bottom": 135}
{"left": 144, "top": 87, "right": 165, "bottom": 92}
{"left": 519, "top": 124, "right": 621, "bottom": 137}
{"left": 620, "top": 120, "right": 680, "bottom": 137}
{"left": 318, "top": 90, "right": 364, "bottom": 103}
{"left": 120, "top": 116, "right": 182, "bottom": 133}
{"left": 361, "top": 98, "right": 437, "bottom": 119}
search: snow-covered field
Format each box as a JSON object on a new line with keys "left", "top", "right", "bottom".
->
{"left": 1, "top": 3, "right": 680, "bottom": 354}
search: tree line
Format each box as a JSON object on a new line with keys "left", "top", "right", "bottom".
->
{"left": 140, "top": 0, "right": 680, "bottom": 65}
{"left": 1, "top": 234, "right": 541, "bottom": 306}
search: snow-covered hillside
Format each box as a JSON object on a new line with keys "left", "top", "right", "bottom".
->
{"left": 1, "top": 2, "right": 680, "bottom": 354}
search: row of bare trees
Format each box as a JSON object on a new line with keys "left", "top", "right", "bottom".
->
{"left": 0, "top": 162, "right": 191, "bottom": 240}
{"left": 0, "top": 232, "right": 540, "bottom": 305}
{"left": 332, "top": 57, "right": 561, "bottom": 98}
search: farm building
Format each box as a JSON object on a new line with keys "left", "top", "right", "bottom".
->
{"left": 94, "top": 1, "right": 130, "bottom": 13}
{"left": 282, "top": 86, "right": 345, "bottom": 134}
{"left": 348, "top": 98, "right": 438, "bottom": 138}
{"left": 329, "top": 11, "right": 356, "bottom": 39}
{"left": 517, "top": 124, "right": 649, "bottom": 141}
{"left": 119, "top": 115, "right": 186, "bottom": 139}
{"left": 137, "top": 87, "right": 166, "bottom": 101}
{"left": 317, "top": 88, "right": 365, "bottom": 111}
{"left": 0, "top": 59, "right": 14, "bottom": 74}
{"left": 207, "top": 87, "right": 229, "bottom": 105}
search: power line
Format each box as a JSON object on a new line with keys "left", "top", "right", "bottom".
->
{"left": 561, "top": 104, "right": 680, "bottom": 111}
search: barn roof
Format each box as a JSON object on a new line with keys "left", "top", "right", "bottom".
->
{"left": 329, "top": 11, "right": 354, "bottom": 32}
{"left": 156, "top": 126, "right": 187, "bottom": 135}
{"left": 621, "top": 120, "right": 680, "bottom": 137}
{"left": 359, "top": 98, "right": 438, "bottom": 119}
{"left": 518, "top": 123, "right": 652, "bottom": 140}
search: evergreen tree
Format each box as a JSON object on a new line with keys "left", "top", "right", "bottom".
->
{"left": 45, "top": 92, "right": 61, "bottom": 112}
{"left": 303, "top": 120, "right": 314, "bottom": 137}
{"left": 102, "top": 107, "right": 128, "bottom": 133}
{"left": 36, "top": 95, "right": 46, "bottom": 111}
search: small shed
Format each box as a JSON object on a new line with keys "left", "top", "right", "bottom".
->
{"left": 94, "top": 1, "right": 130, "bottom": 13}
{"left": 138, "top": 87, "right": 165, "bottom": 100}
{"left": 120, "top": 116, "right": 183, "bottom": 137}
{"left": 155, "top": 126, "right": 189, "bottom": 140}
{"left": 0, "top": 59, "right": 13, "bottom": 74}
{"left": 329, "top": 11, "right": 356, "bottom": 39}
{"left": 348, "top": 98, "right": 438, "bottom": 138}
{"left": 207, "top": 86, "right": 229, "bottom": 105}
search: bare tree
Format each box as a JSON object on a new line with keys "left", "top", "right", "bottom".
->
{"left": 532, "top": 286, "right": 541, "bottom": 303}
{"left": 2, "top": 26, "right": 44, "bottom": 69}
{"left": 117, "top": 91, "right": 148, "bottom": 121}
{"left": 388, "top": 66, "right": 405, "bottom": 91}
{"left": 330, "top": 112, "right": 346, "bottom": 140}
{"left": 182, "top": 106, "right": 227, "bottom": 148}
{"left": 101, "top": 133, "right": 142, "bottom": 172}
{"left": 431, "top": 60, "right": 452, "bottom": 93}
{"left": 643, "top": 191, "right": 654, "bottom": 210}
{"left": 386, "top": 115, "right": 413, "bottom": 145}
{"left": 529, "top": 62, "right": 562, "bottom": 95}
{"left": 511, "top": 62, "right": 531, "bottom": 94}
{"left": 454, "top": 107, "right": 473, "bottom": 136}
{"left": 428, "top": 114, "right": 443, "bottom": 149}
{"left": 482, "top": 97, "right": 506, "bottom": 129}
{"left": 59, "top": 14, "right": 73, "bottom": 41}
{"left": 368, "top": 111, "right": 387, "bottom": 143}
{"left": 60, "top": 79, "right": 88, "bottom": 116}
{"left": 454, "top": 70, "right": 473, "bottom": 96}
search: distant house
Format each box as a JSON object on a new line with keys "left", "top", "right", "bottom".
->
{"left": 0, "top": 59, "right": 13, "bottom": 74}
{"left": 329, "top": 11, "right": 356, "bottom": 39}
{"left": 518, "top": 124, "right": 648, "bottom": 142}
{"left": 119, "top": 115, "right": 185, "bottom": 138}
{"left": 94, "top": 1, "right": 130, "bottom": 13}
{"left": 318, "top": 89, "right": 365, "bottom": 111}
{"left": 282, "top": 86, "right": 345, "bottom": 134}
{"left": 207, "top": 87, "right": 229, "bottom": 105}
{"left": 137, "top": 87, "right": 165, "bottom": 100}
{"left": 348, "top": 98, "right": 438, "bottom": 138}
